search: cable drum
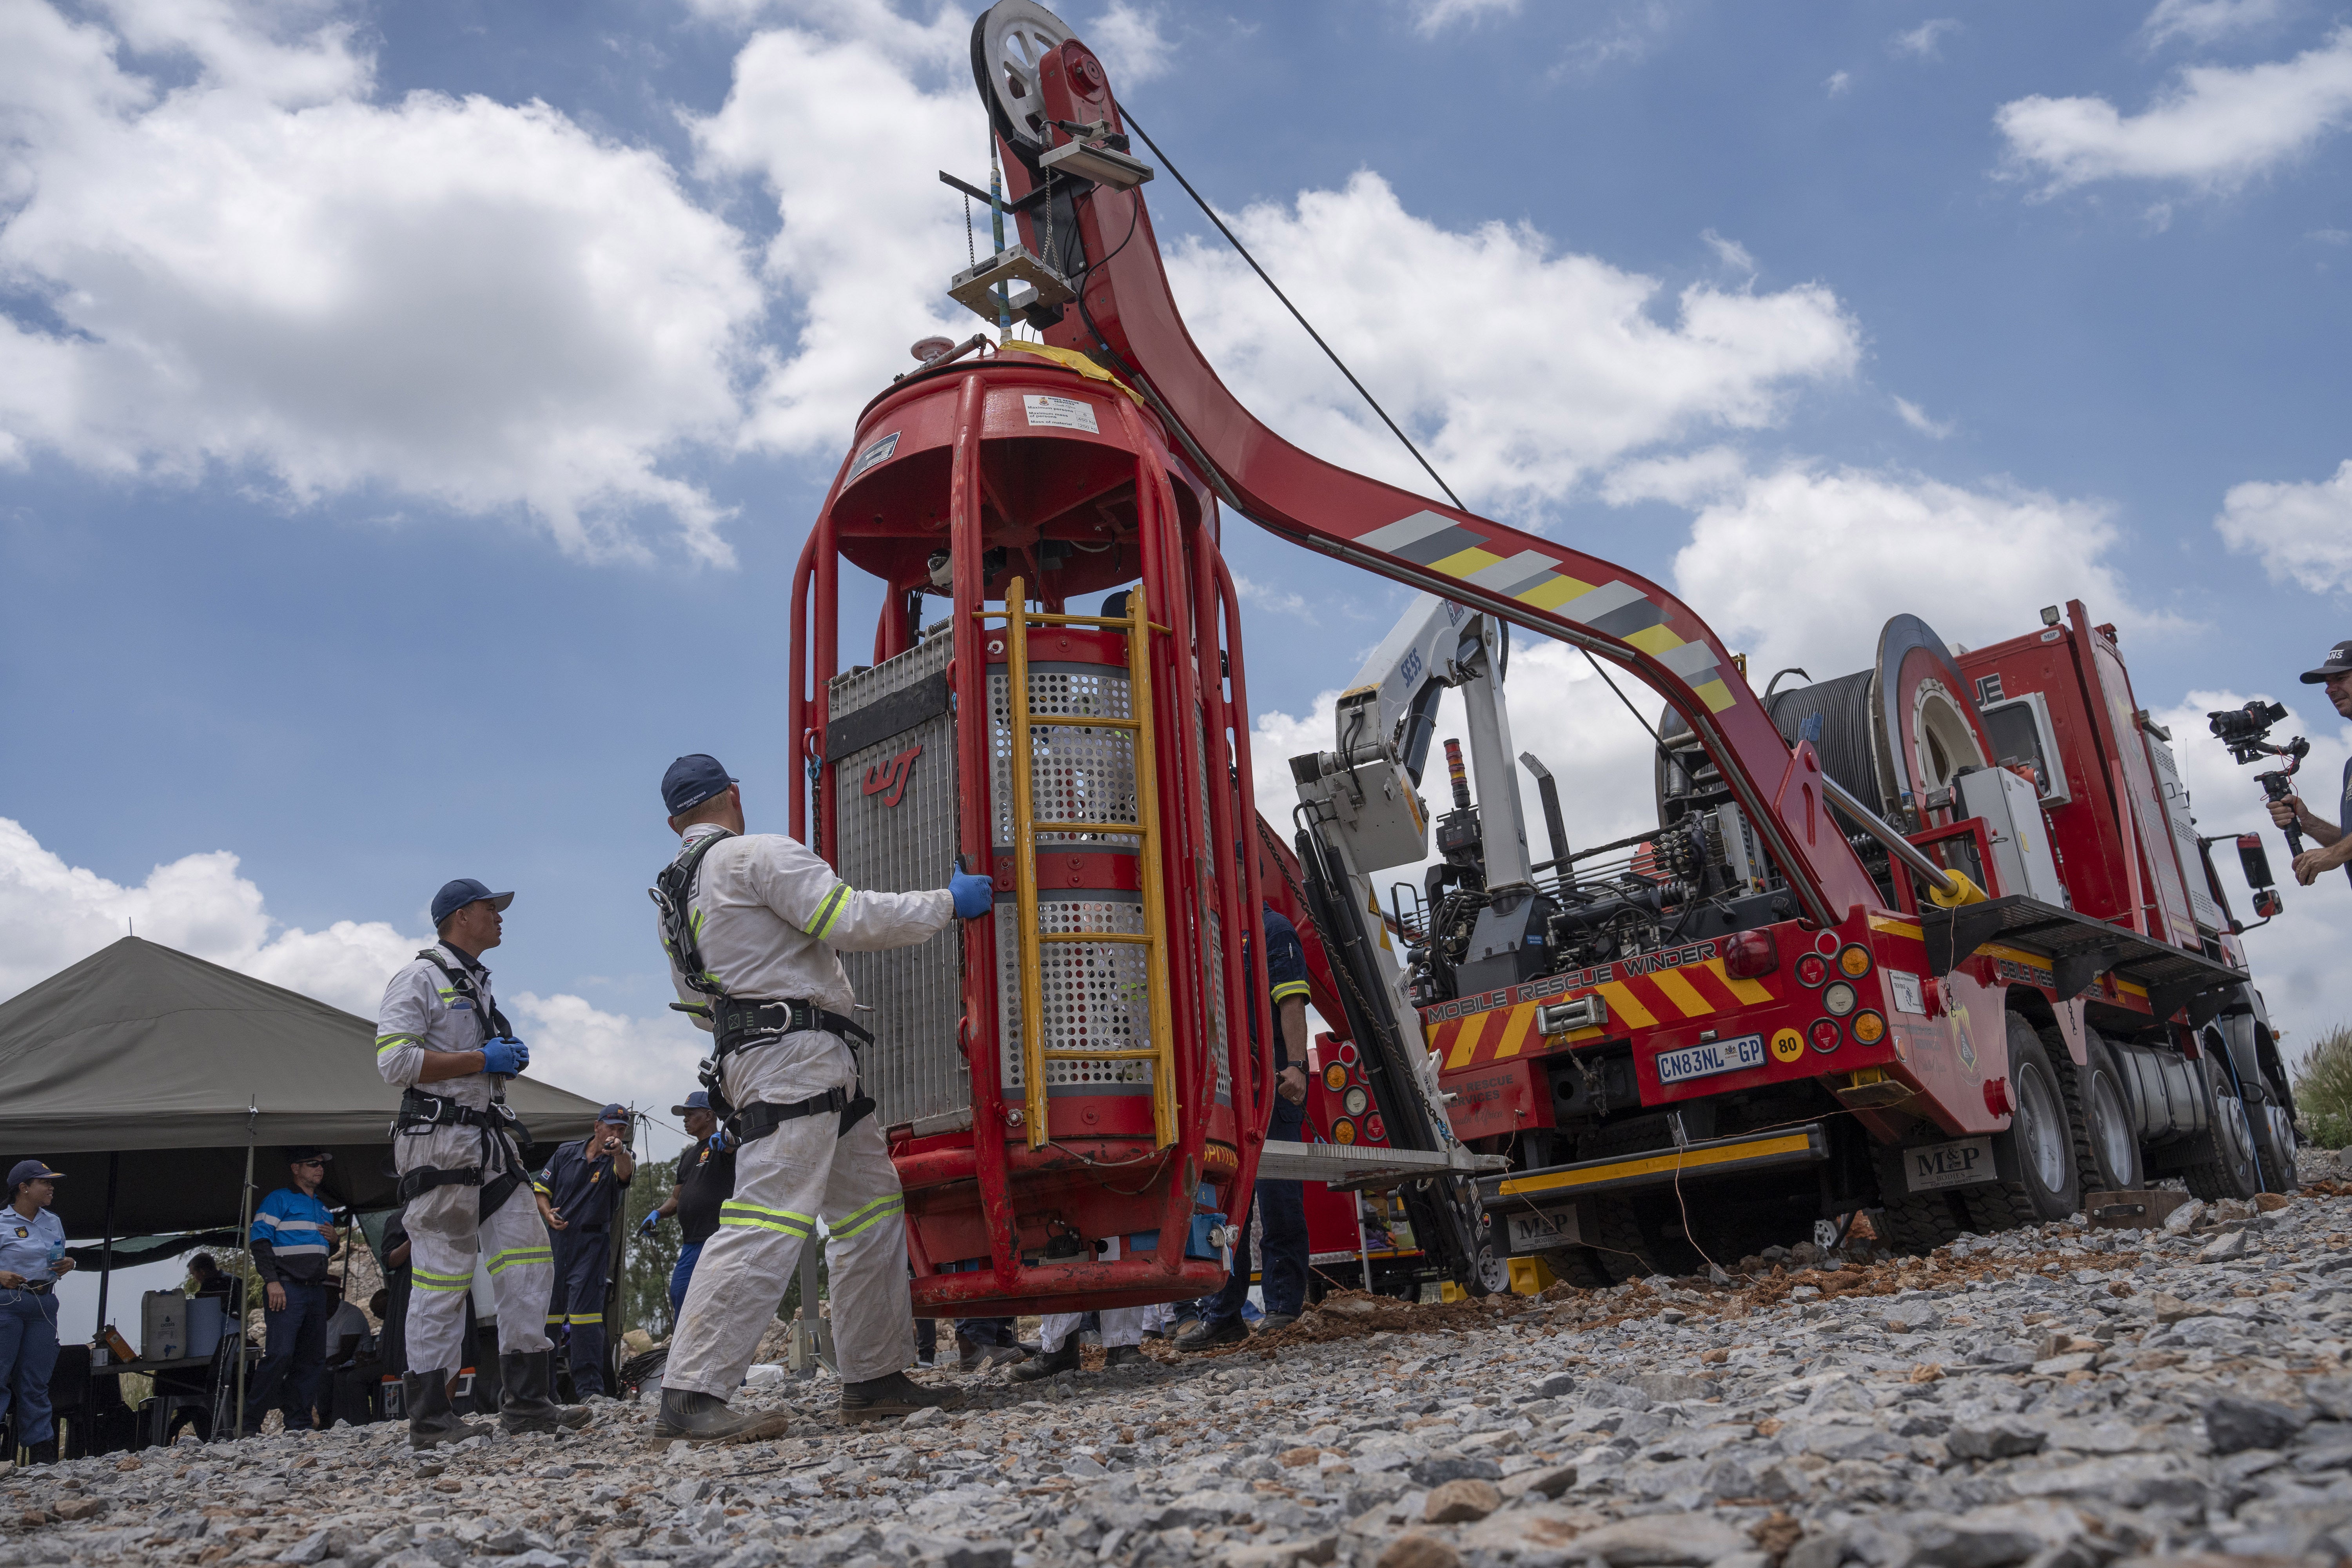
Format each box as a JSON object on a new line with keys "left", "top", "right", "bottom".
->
{"left": 1765, "top": 670, "right": 1880, "bottom": 812}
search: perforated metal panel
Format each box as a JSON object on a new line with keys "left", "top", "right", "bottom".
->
{"left": 988, "top": 664, "right": 1140, "bottom": 848}
{"left": 994, "top": 889, "right": 1154, "bottom": 1093}
{"left": 831, "top": 637, "right": 966, "bottom": 1129}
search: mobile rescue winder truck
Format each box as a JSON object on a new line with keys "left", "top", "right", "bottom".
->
{"left": 772, "top": 0, "right": 2299, "bottom": 1318}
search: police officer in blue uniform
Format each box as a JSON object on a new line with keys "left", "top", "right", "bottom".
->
{"left": 1179, "top": 907, "right": 1314, "bottom": 1349}
{"left": 535, "top": 1106, "right": 633, "bottom": 1397}
{"left": 243, "top": 1148, "right": 341, "bottom": 1433}
{"left": 0, "top": 1161, "right": 74, "bottom": 1463}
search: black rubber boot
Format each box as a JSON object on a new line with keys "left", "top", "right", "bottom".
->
{"left": 1176, "top": 1317, "right": 1249, "bottom": 1352}
{"left": 1104, "top": 1345, "right": 1149, "bottom": 1369}
{"left": 650, "top": 1387, "right": 790, "bottom": 1446}
{"left": 839, "top": 1370, "right": 964, "bottom": 1421}
{"left": 499, "top": 1350, "right": 593, "bottom": 1436}
{"left": 1008, "top": 1341, "right": 1080, "bottom": 1382}
{"left": 403, "top": 1370, "right": 487, "bottom": 1450}
{"left": 23, "top": 1437, "right": 56, "bottom": 1466}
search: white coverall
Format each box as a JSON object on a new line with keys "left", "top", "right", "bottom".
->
{"left": 658, "top": 824, "right": 955, "bottom": 1397}
{"left": 1039, "top": 1308, "right": 1147, "bottom": 1354}
{"left": 376, "top": 944, "right": 555, "bottom": 1379}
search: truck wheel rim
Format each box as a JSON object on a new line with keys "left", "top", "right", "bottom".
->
{"left": 2090, "top": 1071, "right": 2134, "bottom": 1182}
{"left": 2265, "top": 1100, "right": 2296, "bottom": 1162}
{"left": 2217, "top": 1091, "right": 2256, "bottom": 1177}
{"left": 2017, "top": 1062, "right": 2069, "bottom": 1193}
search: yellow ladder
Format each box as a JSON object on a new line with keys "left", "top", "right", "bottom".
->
{"left": 990, "top": 577, "right": 1178, "bottom": 1150}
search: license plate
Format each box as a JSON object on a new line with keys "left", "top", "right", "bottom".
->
{"left": 1904, "top": 1135, "right": 1997, "bottom": 1192}
{"left": 1505, "top": 1205, "right": 1583, "bottom": 1252}
{"left": 1655, "top": 1033, "right": 1767, "bottom": 1085}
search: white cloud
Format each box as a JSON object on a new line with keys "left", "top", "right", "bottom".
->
{"left": 1995, "top": 27, "right": 2352, "bottom": 194}
{"left": 0, "top": 0, "right": 762, "bottom": 564}
{"left": 2143, "top": 0, "right": 2284, "bottom": 49}
{"left": 693, "top": 21, "right": 987, "bottom": 459}
{"left": 1891, "top": 19, "right": 1960, "bottom": 59}
{"left": 1552, "top": 2, "right": 1673, "bottom": 75}
{"left": 2152, "top": 690, "right": 2352, "bottom": 1051}
{"left": 1089, "top": 2, "right": 1172, "bottom": 84}
{"left": 1232, "top": 573, "right": 1314, "bottom": 621}
{"left": 0, "top": 816, "right": 697, "bottom": 1120}
{"left": 2216, "top": 458, "right": 2352, "bottom": 592}
{"left": 1702, "top": 229, "right": 1757, "bottom": 276}
{"left": 1893, "top": 396, "right": 1955, "bottom": 438}
{"left": 1825, "top": 70, "right": 1853, "bottom": 97}
{"left": 1657, "top": 463, "right": 2160, "bottom": 680}
{"left": 1165, "top": 173, "right": 1859, "bottom": 518}
{"left": 1411, "top": 0, "right": 1521, "bottom": 34}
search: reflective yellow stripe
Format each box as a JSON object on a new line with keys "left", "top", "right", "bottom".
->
{"left": 1270, "top": 980, "right": 1311, "bottom": 1002}
{"left": 1496, "top": 1131, "right": 1818, "bottom": 1198}
{"left": 412, "top": 1265, "right": 472, "bottom": 1284}
{"left": 375, "top": 1034, "right": 418, "bottom": 1057}
{"left": 829, "top": 1195, "right": 904, "bottom": 1241}
{"left": 545, "top": 1314, "right": 566, "bottom": 1325}
{"left": 486, "top": 1248, "right": 550, "bottom": 1275}
{"left": 416, "top": 1275, "right": 473, "bottom": 1293}
{"left": 806, "top": 882, "right": 853, "bottom": 940}
{"left": 568, "top": 1313, "right": 603, "bottom": 1325}
{"left": 720, "top": 1198, "right": 814, "bottom": 1236}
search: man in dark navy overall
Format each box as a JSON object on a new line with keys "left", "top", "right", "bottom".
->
{"left": 535, "top": 1106, "right": 633, "bottom": 1397}
{"left": 1179, "top": 906, "right": 1314, "bottom": 1349}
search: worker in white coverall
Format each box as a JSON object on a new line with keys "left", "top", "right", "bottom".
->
{"left": 650, "top": 754, "right": 996, "bottom": 1439}
{"left": 375, "top": 879, "right": 592, "bottom": 1448}
{"left": 1013, "top": 1306, "right": 1151, "bottom": 1381}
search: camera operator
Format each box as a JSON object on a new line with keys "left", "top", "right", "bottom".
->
{"left": 2272, "top": 641, "right": 2352, "bottom": 885}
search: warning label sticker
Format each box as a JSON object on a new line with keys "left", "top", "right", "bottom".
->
{"left": 1023, "top": 394, "right": 1098, "bottom": 433}
{"left": 847, "top": 432, "right": 899, "bottom": 481}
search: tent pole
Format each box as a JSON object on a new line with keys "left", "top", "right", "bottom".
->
{"left": 232, "top": 1099, "right": 257, "bottom": 1441}
{"left": 94, "top": 1152, "right": 119, "bottom": 1341}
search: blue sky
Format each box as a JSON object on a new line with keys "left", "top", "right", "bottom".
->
{"left": 7, "top": 0, "right": 2352, "bottom": 1176}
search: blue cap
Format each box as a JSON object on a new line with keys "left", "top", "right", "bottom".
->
{"left": 597, "top": 1103, "right": 630, "bottom": 1125}
{"left": 662, "top": 754, "right": 738, "bottom": 816}
{"left": 671, "top": 1090, "right": 712, "bottom": 1115}
{"left": 431, "top": 879, "right": 514, "bottom": 926}
{"left": 7, "top": 1160, "right": 63, "bottom": 1189}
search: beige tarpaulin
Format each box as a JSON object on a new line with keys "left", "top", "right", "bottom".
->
{"left": 0, "top": 937, "right": 605, "bottom": 1237}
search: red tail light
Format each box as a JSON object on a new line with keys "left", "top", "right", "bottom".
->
{"left": 1722, "top": 928, "right": 1778, "bottom": 980}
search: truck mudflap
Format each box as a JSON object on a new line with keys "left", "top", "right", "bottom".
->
{"left": 1477, "top": 1123, "right": 1831, "bottom": 1252}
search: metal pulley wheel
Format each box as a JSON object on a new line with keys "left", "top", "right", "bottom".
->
{"left": 971, "top": 0, "right": 1076, "bottom": 158}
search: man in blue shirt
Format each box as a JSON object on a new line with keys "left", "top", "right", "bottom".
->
{"left": 1180, "top": 907, "right": 1314, "bottom": 1350}
{"left": 0, "top": 1161, "right": 73, "bottom": 1465}
{"left": 244, "top": 1148, "right": 341, "bottom": 1434}
{"left": 535, "top": 1106, "right": 634, "bottom": 1397}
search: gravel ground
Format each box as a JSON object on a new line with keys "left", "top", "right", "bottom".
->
{"left": 12, "top": 1156, "right": 2352, "bottom": 1568}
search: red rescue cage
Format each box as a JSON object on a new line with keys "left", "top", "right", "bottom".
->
{"left": 785, "top": 339, "right": 1274, "bottom": 1318}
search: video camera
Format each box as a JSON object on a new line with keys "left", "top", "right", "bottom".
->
{"left": 2206, "top": 697, "right": 2324, "bottom": 907}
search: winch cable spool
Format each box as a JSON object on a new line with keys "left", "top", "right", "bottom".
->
{"left": 1764, "top": 669, "right": 1882, "bottom": 813}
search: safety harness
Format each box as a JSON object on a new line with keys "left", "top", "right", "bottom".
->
{"left": 392, "top": 949, "right": 532, "bottom": 1218}
{"left": 650, "top": 829, "right": 877, "bottom": 1145}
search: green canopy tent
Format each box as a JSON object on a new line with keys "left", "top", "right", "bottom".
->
{"left": 0, "top": 937, "right": 604, "bottom": 1236}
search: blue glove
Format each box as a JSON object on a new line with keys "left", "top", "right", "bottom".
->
{"left": 706, "top": 1129, "right": 733, "bottom": 1155}
{"left": 481, "top": 1036, "right": 529, "bottom": 1075}
{"left": 949, "top": 863, "right": 995, "bottom": 919}
{"left": 637, "top": 1212, "right": 661, "bottom": 1237}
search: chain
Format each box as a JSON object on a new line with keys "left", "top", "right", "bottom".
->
{"left": 964, "top": 190, "right": 976, "bottom": 270}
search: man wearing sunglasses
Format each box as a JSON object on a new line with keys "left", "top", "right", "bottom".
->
{"left": 243, "top": 1148, "right": 341, "bottom": 1434}
{"left": 2273, "top": 641, "right": 2352, "bottom": 886}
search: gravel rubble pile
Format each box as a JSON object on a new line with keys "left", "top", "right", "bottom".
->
{"left": 12, "top": 1156, "right": 2352, "bottom": 1568}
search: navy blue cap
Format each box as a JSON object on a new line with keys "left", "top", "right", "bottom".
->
{"left": 671, "top": 1090, "right": 712, "bottom": 1115}
{"left": 663, "top": 754, "right": 738, "bottom": 816}
{"left": 431, "top": 878, "right": 513, "bottom": 926}
{"left": 597, "top": 1103, "right": 630, "bottom": 1125}
{"left": 7, "top": 1160, "right": 62, "bottom": 1189}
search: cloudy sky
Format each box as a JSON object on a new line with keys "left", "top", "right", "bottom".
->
{"left": 7, "top": 0, "right": 2352, "bottom": 1169}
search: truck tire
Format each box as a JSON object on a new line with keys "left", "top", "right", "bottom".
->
{"left": 2049, "top": 1027, "right": 2141, "bottom": 1194}
{"left": 2246, "top": 1068, "right": 2301, "bottom": 1196}
{"left": 1590, "top": 1197, "right": 1662, "bottom": 1282}
{"left": 1539, "top": 1245, "right": 1612, "bottom": 1289}
{"left": 1873, "top": 1190, "right": 1974, "bottom": 1254}
{"left": 1961, "top": 1018, "right": 2082, "bottom": 1230}
{"left": 2180, "top": 1048, "right": 2262, "bottom": 1202}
